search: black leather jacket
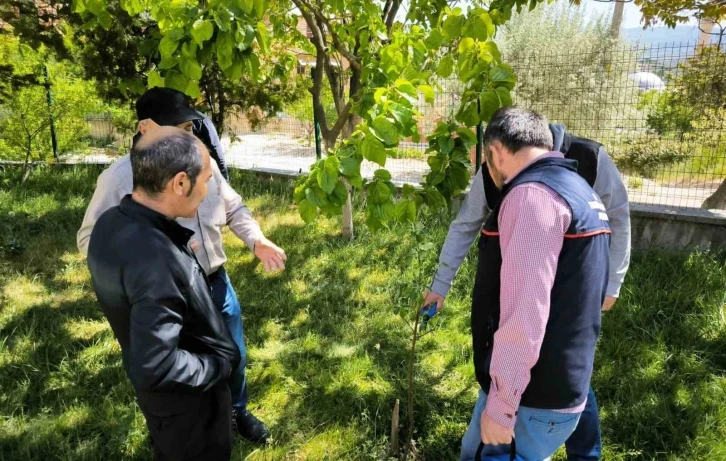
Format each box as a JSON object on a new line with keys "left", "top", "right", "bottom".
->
{"left": 87, "top": 196, "right": 240, "bottom": 394}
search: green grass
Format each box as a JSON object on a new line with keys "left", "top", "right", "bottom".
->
{"left": 0, "top": 165, "right": 725, "bottom": 460}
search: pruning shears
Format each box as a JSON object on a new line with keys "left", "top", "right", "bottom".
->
{"left": 419, "top": 301, "right": 438, "bottom": 332}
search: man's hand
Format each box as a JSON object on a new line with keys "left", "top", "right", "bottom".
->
{"left": 422, "top": 290, "right": 445, "bottom": 312}
{"left": 138, "top": 118, "right": 160, "bottom": 134}
{"left": 602, "top": 296, "right": 617, "bottom": 312}
{"left": 254, "top": 237, "right": 287, "bottom": 272}
{"left": 480, "top": 411, "right": 513, "bottom": 446}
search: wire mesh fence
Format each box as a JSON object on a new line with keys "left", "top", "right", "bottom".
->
{"left": 219, "top": 41, "right": 726, "bottom": 210}
{"left": 3, "top": 41, "right": 724, "bottom": 210}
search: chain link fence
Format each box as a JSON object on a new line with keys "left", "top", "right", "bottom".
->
{"left": 4, "top": 41, "right": 724, "bottom": 210}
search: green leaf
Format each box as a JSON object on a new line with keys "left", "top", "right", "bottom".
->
{"left": 374, "top": 169, "right": 392, "bottom": 181}
{"left": 247, "top": 53, "right": 261, "bottom": 82}
{"left": 371, "top": 116, "right": 399, "bottom": 147}
{"left": 390, "top": 104, "right": 413, "bottom": 128}
{"left": 317, "top": 156, "right": 340, "bottom": 194}
{"left": 216, "top": 33, "right": 234, "bottom": 70}
{"left": 369, "top": 181, "right": 392, "bottom": 205}
{"left": 339, "top": 156, "right": 361, "bottom": 176}
{"left": 457, "top": 127, "right": 477, "bottom": 146}
{"left": 192, "top": 19, "right": 214, "bottom": 46}
{"left": 349, "top": 174, "right": 363, "bottom": 189}
{"left": 456, "top": 99, "right": 480, "bottom": 127}
{"left": 236, "top": 24, "right": 256, "bottom": 51}
{"left": 86, "top": 0, "right": 104, "bottom": 16}
{"left": 450, "top": 163, "right": 471, "bottom": 190}
{"left": 120, "top": 0, "right": 144, "bottom": 16}
{"left": 479, "top": 88, "right": 501, "bottom": 123}
{"left": 298, "top": 199, "right": 318, "bottom": 223}
{"left": 442, "top": 14, "right": 465, "bottom": 40}
{"left": 437, "top": 55, "right": 454, "bottom": 78}
{"left": 428, "top": 155, "right": 444, "bottom": 172}
{"left": 464, "top": 12, "right": 495, "bottom": 40}
{"left": 490, "top": 64, "right": 517, "bottom": 86}
{"left": 147, "top": 70, "right": 165, "bottom": 89}
{"left": 424, "top": 29, "right": 444, "bottom": 49}
{"left": 214, "top": 9, "right": 232, "bottom": 32}
{"left": 185, "top": 80, "right": 201, "bottom": 99}
{"left": 294, "top": 184, "right": 306, "bottom": 203}
{"left": 451, "top": 147, "right": 470, "bottom": 165}
{"left": 305, "top": 187, "right": 328, "bottom": 207}
{"left": 159, "top": 56, "right": 178, "bottom": 70}
{"left": 223, "top": 60, "right": 243, "bottom": 81}
{"left": 72, "top": 0, "right": 87, "bottom": 13}
{"left": 402, "top": 184, "right": 416, "bottom": 197}
{"left": 395, "top": 199, "right": 417, "bottom": 222}
{"left": 256, "top": 22, "right": 270, "bottom": 54}
{"left": 164, "top": 70, "right": 188, "bottom": 93}
{"left": 360, "top": 136, "right": 386, "bottom": 166}
{"left": 239, "top": 0, "right": 254, "bottom": 14}
{"left": 374, "top": 88, "right": 387, "bottom": 104}
{"left": 418, "top": 84, "right": 435, "bottom": 104}
{"left": 253, "top": 0, "right": 267, "bottom": 19}
{"left": 181, "top": 41, "right": 197, "bottom": 59}
{"left": 439, "top": 136, "right": 454, "bottom": 155}
{"left": 179, "top": 58, "right": 202, "bottom": 80}
{"left": 159, "top": 34, "right": 180, "bottom": 59}
{"left": 458, "top": 37, "right": 475, "bottom": 54}
{"left": 481, "top": 40, "right": 502, "bottom": 63}
{"left": 97, "top": 10, "right": 113, "bottom": 30}
{"left": 495, "top": 87, "right": 513, "bottom": 107}
{"left": 331, "top": 181, "right": 348, "bottom": 205}
{"left": 394, "top": 79, "right": 417, "bottom": 99}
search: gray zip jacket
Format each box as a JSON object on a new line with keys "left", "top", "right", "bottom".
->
{"left": 430, "top": 124, "right": 631, "bottom": 298}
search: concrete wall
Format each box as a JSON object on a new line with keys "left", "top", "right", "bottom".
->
{"left": 630, "top": 205, "right": 726, "bottom": 251}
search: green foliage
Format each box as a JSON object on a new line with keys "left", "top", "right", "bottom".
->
{"left": 642, "top": 47, "right": 726, "bottom": 136}
{"left": 0, "top": 38, "right": 110, "bottom": 163}
{"left": 497, "top": 1, "right": 639, "bottom": 138}
{"left": 2, "top": 167, "right": 726, "bottom": 459}
{"left": 611, "top": 135, "right": 687, "bottom": 178}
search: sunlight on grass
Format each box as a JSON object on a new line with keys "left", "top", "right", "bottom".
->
{"left": 1, "top": 167, "right": 725, "bottom": 460}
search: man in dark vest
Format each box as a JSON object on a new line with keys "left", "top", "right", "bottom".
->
{"left": 455, "top": 107, "right": 611, "bottom": 460}
{"left": 425, "top": 119, "right": 629, "bottom": 460}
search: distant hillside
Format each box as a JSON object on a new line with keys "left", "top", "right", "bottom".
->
{"left": 622, "top": 25, "right": 725, "bottom": 47}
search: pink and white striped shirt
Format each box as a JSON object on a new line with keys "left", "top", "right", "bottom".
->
{"left": 483, "top": 152, "right": 587, "bottom": 429}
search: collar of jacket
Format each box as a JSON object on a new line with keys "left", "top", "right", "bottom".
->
{"left": 119, "top": 195, "right": 195, "bottom": 247}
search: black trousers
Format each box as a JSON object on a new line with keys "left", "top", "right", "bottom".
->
{"left": 137, "top": 383, "right": 232, "bottom": 461}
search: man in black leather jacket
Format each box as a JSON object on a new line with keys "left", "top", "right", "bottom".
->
{"left": 87, "top": 126, "right": 240, "bottom": 461}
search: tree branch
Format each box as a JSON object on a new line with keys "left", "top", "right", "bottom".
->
{"left": 296, "top": 0, "right": 362, "bottom": 71}
{"left": 384, "top": 0, "right": 402, "bottom": 33}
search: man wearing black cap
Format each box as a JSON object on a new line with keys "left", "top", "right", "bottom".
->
{"left": 133, "top": 87, "right": 230, "bottom": 180}
{"left": 78, "top": 87, "right": 286, "bottom": 444}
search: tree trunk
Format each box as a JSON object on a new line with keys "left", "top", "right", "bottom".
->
{"left": 339, "top": 123, "right": 355, "bottom": 240}
{"left": 20, "top": 142, "right": 32, "bottom": 186}
{"left": 390, "top": 399, "right": 400, "bottom": 456}
{"left": 609, "top": 1, "right": 625, "bottom": 39}
{"left": 702, "top": 178, "right": 726, "bottom": 210}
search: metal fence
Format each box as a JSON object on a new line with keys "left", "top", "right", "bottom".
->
{"left": 5, "top": 41, "right": 724, "bottom": 210}
{"left": 221, "top": 42, "right": 725, "bottom": 210}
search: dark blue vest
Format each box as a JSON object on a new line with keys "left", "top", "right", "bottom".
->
{"left": 472, "top": 156, "right": 611, "bottom": 409}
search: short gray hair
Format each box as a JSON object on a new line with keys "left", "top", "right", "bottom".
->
{"left": 483, "top": 107, "right": 553, "bottom": 164}
{"left": 131, "top": 130, "right": 203, "bottom": 196}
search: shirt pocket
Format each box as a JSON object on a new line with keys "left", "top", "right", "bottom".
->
{"left": 206, "top": 179, "right": 226, "bottom": 228}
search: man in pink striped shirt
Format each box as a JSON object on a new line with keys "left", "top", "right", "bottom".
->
{"left": 459, "top": 107, "right": 611, "bottom": 460}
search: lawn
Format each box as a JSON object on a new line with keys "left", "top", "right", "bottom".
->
{"left": 0, "top": 165, "right": 725, "bottom": 461}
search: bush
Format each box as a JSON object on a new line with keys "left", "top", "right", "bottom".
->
{"left": 498, "top": 1, "right": 640, "bottom": 138}
{"left": 612, "top": 135, "right": 687, "bottom": 178}
{"left": 642, "top": 46, "right": 726, "bottom": 136}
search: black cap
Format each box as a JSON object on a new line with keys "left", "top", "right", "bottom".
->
{"left": 135, "top": 87, "right": 205, "bottom": 127}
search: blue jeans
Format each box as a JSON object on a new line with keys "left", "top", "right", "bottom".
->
{"left": 461, "top": 389, "right": 581, "bottom": 461}
{"left": 564, "top": 387, "right": 601, "bottom": 460}
{"left": 209, "top": 267, "right": 248, "bottom": 411}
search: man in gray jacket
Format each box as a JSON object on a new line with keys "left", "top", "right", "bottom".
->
{"left": 424, "top": 124, "right": 630, "bottom": 461}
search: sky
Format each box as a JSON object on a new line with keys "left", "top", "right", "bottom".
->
{"left": 582, "top": 0, "right": 698, "bottom": 29}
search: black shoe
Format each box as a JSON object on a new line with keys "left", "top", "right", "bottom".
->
{"left": 232, "top": 408, "right": 270, "bottom": 443}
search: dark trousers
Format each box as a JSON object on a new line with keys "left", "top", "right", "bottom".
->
{"left": 565, "top": 387, "right": 602, "bottom": 460}
{"left": 137, "top": 383, "right": 232, "bottom": 461}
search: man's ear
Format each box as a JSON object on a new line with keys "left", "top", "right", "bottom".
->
{"left": 169, "top": 171, "right": 188, "bottom": 196}
{"left": 489, "top": 140, "right": 506, "bottom": 168}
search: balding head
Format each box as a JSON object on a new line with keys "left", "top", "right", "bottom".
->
{"left": 130, "top": 126, "right": 213, "bottom": 219}
{"left": 131, "top": 126, "right": 205, "bottom": 196}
